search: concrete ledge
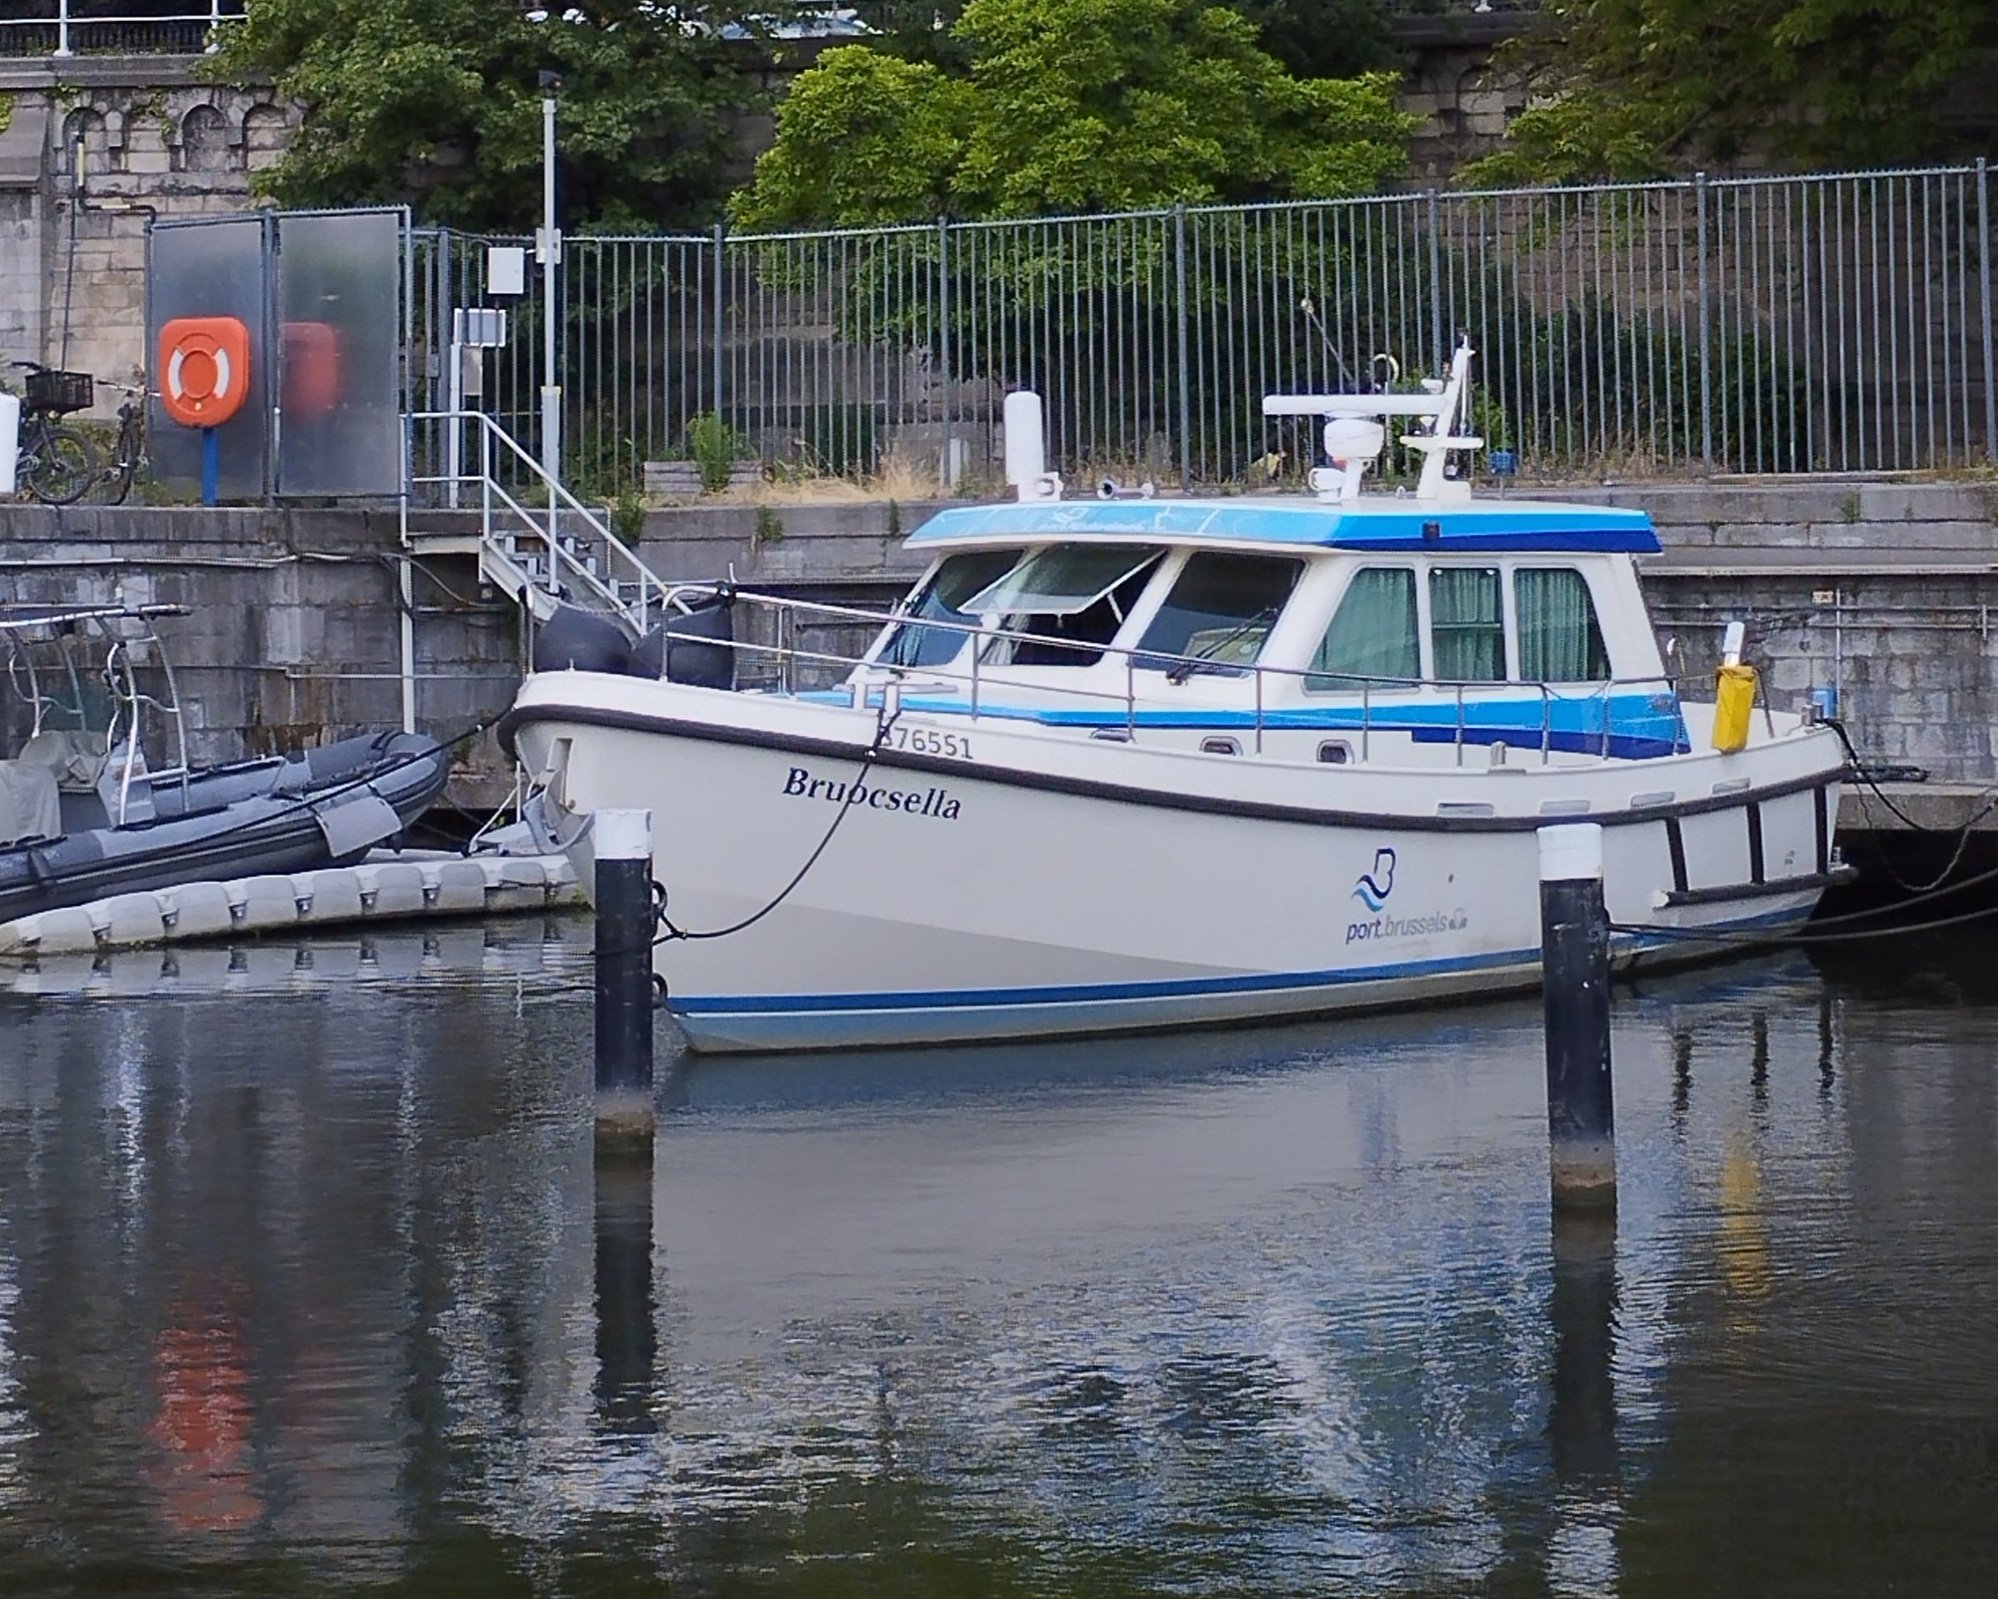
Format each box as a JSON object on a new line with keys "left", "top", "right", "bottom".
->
{"left": 1839, "top": 783, "right": 1998, "bottom": 835}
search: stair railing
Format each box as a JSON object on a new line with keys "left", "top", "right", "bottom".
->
{"left": 406, "top": 409, "right": 674, "bottom": 633}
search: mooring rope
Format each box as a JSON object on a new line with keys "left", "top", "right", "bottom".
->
{"left": 649, "top": 696, "right": 904, "bottom": 946}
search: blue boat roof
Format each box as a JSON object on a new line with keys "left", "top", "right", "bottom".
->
{"left": 906, "top": 497, "right": 1661, "bottom": 555}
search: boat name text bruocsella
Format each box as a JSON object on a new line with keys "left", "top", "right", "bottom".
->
{"left": 501, "top": 339, "right": 1850, "bottom": 1053}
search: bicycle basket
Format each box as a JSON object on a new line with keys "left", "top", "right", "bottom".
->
{"left": 24, "top": 370, "right": 93, "bottom": 415}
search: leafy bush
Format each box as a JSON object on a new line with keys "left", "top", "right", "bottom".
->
{"left": 683, "top": 411, "right": 750, "bottom": 493}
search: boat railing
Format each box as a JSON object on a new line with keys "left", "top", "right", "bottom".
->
{"left": 100, "top": 631, "right": 193, "bottom": 823}
{"left": 0, "top": 607, "right": 195, "bottom": 823}
{"left": 644, "top": 583, "right": 1737, "bottom": 765}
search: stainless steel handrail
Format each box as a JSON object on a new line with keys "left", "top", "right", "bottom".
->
{"left": 409, "top": 409, "right": 675, "bottom": 631}
{"left": 628, "top": 581, "right": 1722, "bottom": 762}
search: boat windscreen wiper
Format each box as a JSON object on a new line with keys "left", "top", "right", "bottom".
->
{"left": 1165, "top": 607, "right": 1281, "bottom": 684}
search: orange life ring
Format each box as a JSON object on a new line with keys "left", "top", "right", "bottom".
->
{"left": 158, "top": 316, "right": 252, "bottom": 428}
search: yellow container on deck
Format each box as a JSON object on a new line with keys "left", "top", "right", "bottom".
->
{"left": 1713, "top": 662, "right": 1757, "bottom": 752}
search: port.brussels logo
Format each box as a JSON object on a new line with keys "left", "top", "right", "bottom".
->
{"left": 1345, "top": 846, "right": 1468, "bottom": 945}
{"left": 1351, "top": 847, "right": 1396, "bottom": 912}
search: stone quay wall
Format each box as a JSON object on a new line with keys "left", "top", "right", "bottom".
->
{"left": 0, "top": 502, "right": 520, "bottom": 814}
{"left": 5, "top": 478, "right": 1998, "bottom": 808}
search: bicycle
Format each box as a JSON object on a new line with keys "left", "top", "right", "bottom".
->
{"left": 89, "top": 378, "right": 148, "bottom": 506}
{"left": 9, "top": 362, "right": 99, "bottom": 505}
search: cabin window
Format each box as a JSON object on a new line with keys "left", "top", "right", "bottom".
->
{"left": 878, "top": 549, "right": 1024, "bottom": 668}
{"left": 1307, "top": 567, "right": 1419, "bottom": 690}
{"left": 1134, "top": 552, "right": 1302, "bottom": 675}
{"left": 969, "top": 543, "right": 1164, "bottom": 667}
{"left": 1515, "top": 568, "right": 1610, "bottom": 682}
{"left": 1430, "top": 566, "right": 1504, "bottom": 682}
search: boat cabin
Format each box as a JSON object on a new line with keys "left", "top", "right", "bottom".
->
{"left": 852, "top": 498, "right": 1682, "bottom": 766}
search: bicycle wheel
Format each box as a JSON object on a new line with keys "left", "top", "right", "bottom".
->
{"left": 24, "top": 425, "right": 98, "bottom": 505}
{"left": 94, "top": 442, "right": 138, "bottom": 506}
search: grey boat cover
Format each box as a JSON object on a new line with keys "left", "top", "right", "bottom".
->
{"left": 0, "top": 760, "right": 60, "bottom": 847}
{"left": 14, "top": 730, "right": 109, "bottom": 789}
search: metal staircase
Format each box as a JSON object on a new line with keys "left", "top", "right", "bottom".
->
{"left": 402, "top": 409, "right": 677, "bottom": 635}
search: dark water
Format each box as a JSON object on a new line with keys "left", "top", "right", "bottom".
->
{"left": 1, "top": 922, "right": 1995, "bottom": 1597}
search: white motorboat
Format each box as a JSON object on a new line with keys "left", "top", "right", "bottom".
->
{"left": 501, "top": 345, "right": 1851, "bottom": 1052}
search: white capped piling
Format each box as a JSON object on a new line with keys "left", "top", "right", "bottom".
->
{"left": 1539, "top": 823, "right": 1616, "bottom": 1210}
{"left": 593, "top": 808, "right": 656, "bottom": 1145}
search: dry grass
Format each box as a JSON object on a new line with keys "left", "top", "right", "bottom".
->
{"left": 694, "top": 453, "right": 958, "bottom": 506}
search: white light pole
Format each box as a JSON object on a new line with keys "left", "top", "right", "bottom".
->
{"left": 537, "top": 72, "right": 562, "bottom": 505}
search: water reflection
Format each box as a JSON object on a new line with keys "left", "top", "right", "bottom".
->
{"left": 593, "top": 1144, "right": 656, "bottom": 1436}
{"left": 0, "top": 935, "right": 1992, "bottom": 1595}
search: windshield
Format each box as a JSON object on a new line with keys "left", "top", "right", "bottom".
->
{"left": 961, "top": 544, "right": 1163, "bottom": 618}
{"left": 1135, "top": 552, "right": 1302, "bottom": 676}
{"left": 877, "top": 549, "right": 1025, "bottom": 669}
{"left": 971, "top": 543, "right": 1166, "bottom": 669}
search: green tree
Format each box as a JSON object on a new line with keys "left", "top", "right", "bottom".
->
{"left": 208, "top": 0, "right": 773, "bottom": 230}
{"left": 731, "top": 0, "right": 1412, "bottom": 229}
{"left": 1231, "top": 0, "right": 1398, "bottom": 82}
{"left": 1465, "top": 0, "right": 1997, "bottom": 184}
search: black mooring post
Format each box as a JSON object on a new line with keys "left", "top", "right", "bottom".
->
{"left": 594, "top": 807, "right": 656, "bottom": 1146}
{"left": 1539, "top": 823, "right": 1616, "bottom": 1210}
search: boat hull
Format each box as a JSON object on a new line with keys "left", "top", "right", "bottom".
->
{"left": 506, "top": 679, "right": 1845, "bottom": 1053}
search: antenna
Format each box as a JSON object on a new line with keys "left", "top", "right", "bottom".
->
{"left": 1296, "top": 296, "right": 1359, "bottom": 391}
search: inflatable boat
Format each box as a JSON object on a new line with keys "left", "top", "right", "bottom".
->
{"left": 1, "top": 603, "right": 450, "bottom": 924}
{"left": 0, "top": 728, "right": 450, "bottom": 923}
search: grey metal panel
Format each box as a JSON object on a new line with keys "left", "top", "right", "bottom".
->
{"left": 274, "top": 209, "right": 404, "bottom": 497}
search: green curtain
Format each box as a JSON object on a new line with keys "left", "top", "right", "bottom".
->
{"left": 1309, "top": 568, "right": 1419, "bottom": 688}
{"left": 1430, "top": 567, "right": 1504, "bottom": 682}
{"left": 1516, "top": 568, "right": 1609, "bottom": 682}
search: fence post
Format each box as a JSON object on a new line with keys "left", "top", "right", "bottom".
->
{"left": 206, "top": 0, "right": 223, "bottom": 53}
{"left": 937, "top": 215, "right": 951, "bottom": 469}
{"left": 1174, "top": 203, "right": 1191, "bottom": 488}
{"left": 1427, "top": 187, "right": 1444, "bottom": 374}
{"left": 1979, "top": 158, "right": 1995, "bottom": 466}
{"left": 1695, "top": 171, "right": 1713, "bottom": 477}
{"left": 710, "top": 222, "right": 726, "bottom": 424}
{"left": 54, "top": 0, "right": 71, "bottom": 58}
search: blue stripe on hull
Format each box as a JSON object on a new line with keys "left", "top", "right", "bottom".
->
{"left": 671, "top": 944, "right": 1541, "bottom": 1015}
{"left": 669, "top": 906, "right": 1810, "bottom": 1053}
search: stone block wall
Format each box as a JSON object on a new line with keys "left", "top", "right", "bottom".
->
{"left": 9, "top": 469, "right": 1998, "bottom": 800}
{"left": 1548, "top": 479, "right": 1998, "bottom": 781}
{"left": 0, "top": 503, "right": 519, "bottom": 809}
{"left": 626, "top": 480, "right": 1998, "bottom": 782}
{"left": 0, "top": 58, "right": 299, "bottom": 420}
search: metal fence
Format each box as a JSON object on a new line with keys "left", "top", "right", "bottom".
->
{"left": 0, "top": 2, "right": 244, "bottom": 58}
{"left": 415, "top": 164, "right": 1998, "bottom": 495}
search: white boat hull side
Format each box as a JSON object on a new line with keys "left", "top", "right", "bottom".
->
{"left": 510, "top": 688, "right": 1842, "bottom": 1053}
